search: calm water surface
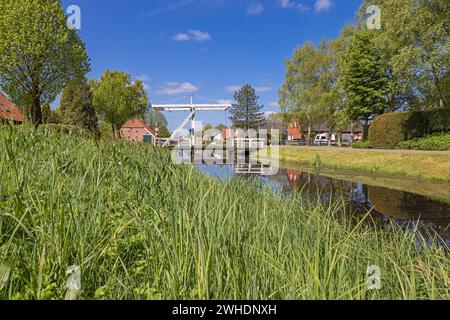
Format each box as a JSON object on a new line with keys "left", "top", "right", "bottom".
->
{"left": 196, "top": 164, "right": 450, "bottom": 244}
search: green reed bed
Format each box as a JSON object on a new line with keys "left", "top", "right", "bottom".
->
{"left": 0, "top": 126, "right": 448, "bottom": 300}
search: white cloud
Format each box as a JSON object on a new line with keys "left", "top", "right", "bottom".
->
{"left": 255, "top": 86, "right": 272, "bottom": 93}
{"left": 278, "top": 0, "right": 294, "bottom": 8}
{"left": 277, "top": 0, "right": 309, "bottom": 11}
{"left": 157, "top": 82, "right": 199, "bottom": 95}
{"left": 314, "top": 0, "right": 333, "bottom": 12}
{"left": 136, "top": 74, "right": 150, "bottom": 82}
{"left": 217, "top": 99, "right": 233, "bottom": 104}
{"left": 140, "top": 0, "right": 196, "bottom": 18}
{"left": 173, "top": 29, "right": 211, "bottom": 42}
{"left": 224, "top": 85, "right": 242, "bottom": 93}
{"left": 246, "top": 2, "right": 264, "bottom": 15}
{"left": 225, "top": 85, "right": 272, "bottom": 93}
{"left": 269, "top": 101, "right": 280, "bottom": 108}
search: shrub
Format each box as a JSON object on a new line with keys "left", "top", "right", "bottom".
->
{"left": 369, "top": 112, "right": 428, "bottom": 149}
{"left": 427, "top": 107, "right": 450, "bottom": 133}
{"left": 369, "top": 107, "right": 450, "bottom": 149}
{"left": 352, "top": 141, "right": 373, "bottom": 149}
{"left": 397, "top": 133, "right": 450, "bottom": 151}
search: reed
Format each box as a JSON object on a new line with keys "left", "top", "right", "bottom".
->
{"left": 0, "top": 126, "right": 448, "bottom": 300}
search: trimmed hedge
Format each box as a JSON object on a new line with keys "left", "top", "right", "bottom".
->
{"left": 428, "top": 108, "right": 450, "bottom": 133}
{"left": 369, "top": 108, "right": 450, "bottom": 149}
{"left": 352, "top": 141, "right": 373, "bottom": 149}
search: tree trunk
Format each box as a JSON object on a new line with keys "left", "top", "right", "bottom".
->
{"left": 350, "top": 122, "right": 354, "bottom": 146}
{"left": 363, "top": 118, "right": 369, "bottom": 141}
{"left": 31, "top": 96, "right": 42, "bottom": 127}
{"left": 112, "top": 124, "right": 116, "bottom": 139}
{"left": 307, "top": 124, "right": 312, "bottom": 146}
{"left": 432, "top": 65, "right": 444, "bottom": 108}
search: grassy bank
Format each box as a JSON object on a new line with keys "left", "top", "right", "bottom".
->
{"left": 268, "top": 146, "right": 450, "bottom": 182}
{"left": 0, "top": 126, "right": 448, "bottom": 300}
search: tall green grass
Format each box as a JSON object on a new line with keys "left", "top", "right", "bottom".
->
{"left": 0, "top": 126, "right": 448, "bottom": 300}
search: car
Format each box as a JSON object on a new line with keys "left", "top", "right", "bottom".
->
{"left": 314, "top": 133, "right": 336, "bottom": 146}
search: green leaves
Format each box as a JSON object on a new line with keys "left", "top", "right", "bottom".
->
{"left": 0, "top": 0, "right": 90, "bottom": 125}
{"left": 340, "top": 30, "right": 390, "bottom": 128}
{"left": 229, "top": 84, "right": 265, "bottom": 130}
{"left": 57, "top": 77, "right": 98, "bottom": 133}
{"left": 92, "top": 70, "right": 149, "bottom": 135}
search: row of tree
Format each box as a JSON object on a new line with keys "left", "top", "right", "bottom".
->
{"left": 279, "top": 0, "right": 449, "bottom": 143}
{"left": 0, "top": 0, "right": 170, "bottom": 138}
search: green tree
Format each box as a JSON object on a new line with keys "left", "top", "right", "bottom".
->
{"left": 358, "top": 0, "right": 450, "bottom": 109}
{"left": 0, "top": 0, "right": 90, "bottom": 126}
{"left": 91, "top": 70, "right": 148, "bottom": 138}
{"left": 279, "top": 41, "right": 336, "bottom": 144}
{"left": 145, "top": 108, "right": 168, "bottom": 128}
{"left": 331, "top": 109, "right": 351, "bottom": 146}
{"left": 340, "top": 30, "right": 390, "bottom": 139}
{"left": 57, "top": 78, "right": 98, "bottom": 133}
{"left": 203, "top": 123, "right": 213, "bottom": 132}
{"left": 157, "top": 126, "right": 171, "bottom": 139}
{"left": 41, "top": 104, "right": 60, "bottom": 124}
{"left": 215, "top": 123, "right": 227, "bottom": 131}
{"left": 229, "top": 84, "right": 265, "bottom": 130}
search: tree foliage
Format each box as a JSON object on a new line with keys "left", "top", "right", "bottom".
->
{"left": 57, "top": 78, "right": 98, "bottom": 133}
{"left": 145, "top": 108, "right": 168, "bottom": 128}
{"left": 229, "top": 84, "right": 265, "bottom": 130}
{"left": 358, "top": 0, "right": 450, "bottom": 109}
{"left": 279, "top": 41, "right": 336, "bottom": 143}
{"left": 0, "top": 0, "right": 90, "bottom": 126}
{"left": 91, "top": 70, "right": 148, "bottom": 137}
{"left": 339, "top": 30, "right": 390, "bottom": 138}
{"left": 157, "top": 126, "right": 171, "bottom": 139}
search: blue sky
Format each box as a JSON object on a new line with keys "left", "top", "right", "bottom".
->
{"left": 61, "top": 0, "right": 363, "bottom": 130}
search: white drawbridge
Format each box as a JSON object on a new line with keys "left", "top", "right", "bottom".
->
{"left": 152, "top": 95, "right": 231, "bottom": 147}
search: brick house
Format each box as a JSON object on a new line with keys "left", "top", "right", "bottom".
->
{"left": 287, "top": 121, "right": 302, "bottom": 141}
{"left": 0, "top": 91, "right": 24, "bottom": 124}
{"left": 120, "top": 119, "right": 157, "bottom": 145}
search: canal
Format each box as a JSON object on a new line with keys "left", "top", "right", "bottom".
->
{"left": 196, "top": 163, "right": 450, "bottom": 244}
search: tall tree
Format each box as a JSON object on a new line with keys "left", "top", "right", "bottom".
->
{"left": 279, "top": 41, "right": 336, "bottom": 144}
{"left": 229, "top": 84, "right": 265, "bottom": 130}
{"left": 340, "top": 30, "right": 390, "bottom": 139}
{"left": 0, "top": 0, "right": 90, "bottom": 126}
{"left": 57, "top": 78, "right": 98, "bottom": 133}
{"left": 358, "top": 0, "right": 450, "bottom": 110}
{"left": 91, "top": 70, "right": 148, "bottom": 137}
{"left": 145, "top": 108, "right": 168, "bottom": 128}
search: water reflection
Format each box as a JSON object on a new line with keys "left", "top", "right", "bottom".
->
{"left": 197, "top": 164, "right": 450, "bottom": 243}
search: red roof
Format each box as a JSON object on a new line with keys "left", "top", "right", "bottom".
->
{"left": 121, "top": 118, "right": 156, "bottom": 136}
{"left": 0, "top": 91, "right": 24, "bottom": 123}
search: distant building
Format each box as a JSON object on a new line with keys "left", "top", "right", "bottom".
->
{"left": 120, "top": 119, "right": 157, "bottom": 145}
{"left": 287, "top": 121, "right": 302, "bottom": 141}
{"left": 287, "top": 121, "right": 364, "bottom": 142}
{"left": 0, "top": 91, "right": 24, "bottom": 124}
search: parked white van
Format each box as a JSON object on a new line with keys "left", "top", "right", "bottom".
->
{"left": 314, "top": 133, "right": 336, "bottom": 146}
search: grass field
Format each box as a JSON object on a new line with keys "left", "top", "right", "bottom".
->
{"left": 266, "top": 146, "right": 450, "bottom": 182}
{"left": 0, "top": 126, "right": 449, "bottom": 300}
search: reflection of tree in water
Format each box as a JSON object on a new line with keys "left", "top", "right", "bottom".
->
{"left": 282, "top": 169, "right": 450, "bottom": 241}
{"left": 368, "top": 186, "right": 450, "bottom": 232}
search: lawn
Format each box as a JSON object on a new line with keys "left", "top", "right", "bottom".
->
{"left": 0, "top": 126, "right": 448, "bottom": 300}
{"left": 268, "top": 146, "right": 450, "bottom": 182}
